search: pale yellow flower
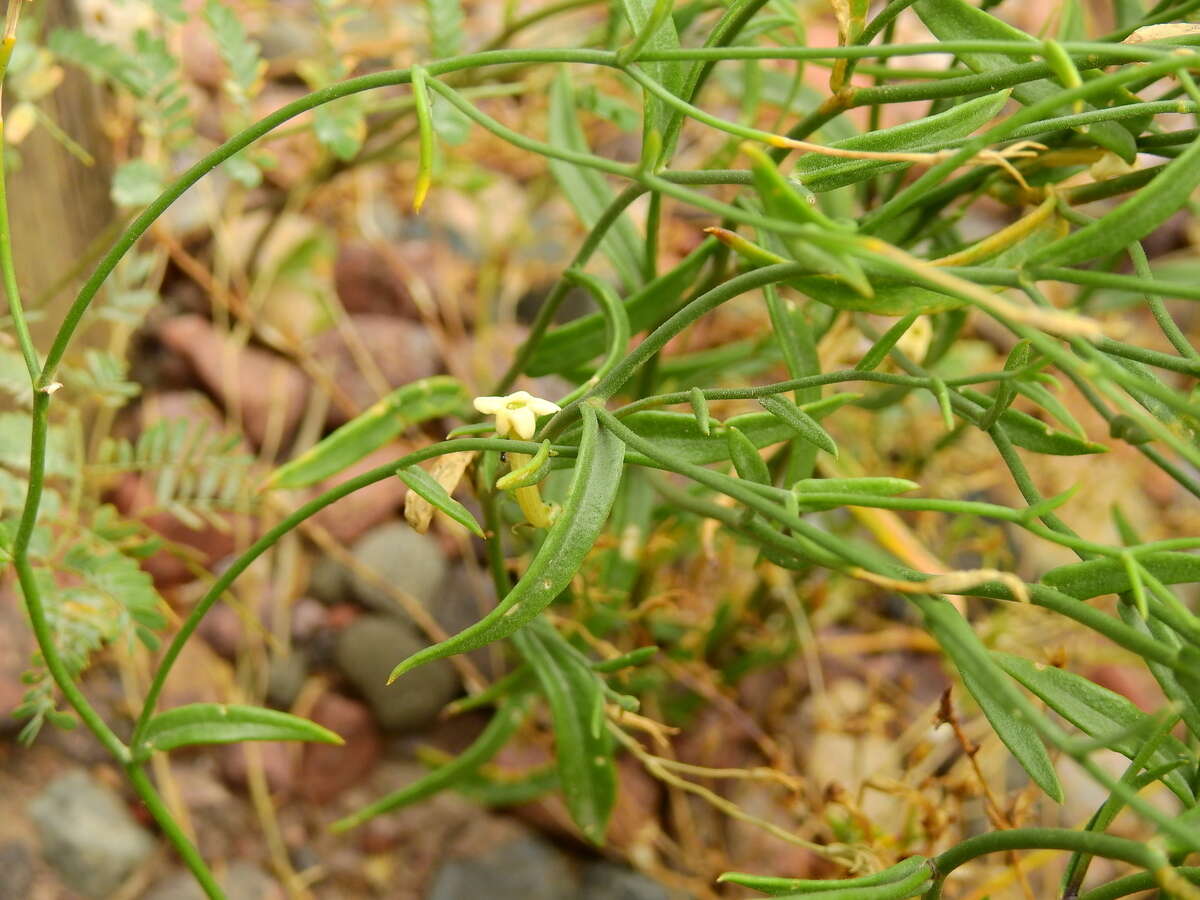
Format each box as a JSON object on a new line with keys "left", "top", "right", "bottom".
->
{"left": 473, "top": 391, "right": 561, "bottom": 440}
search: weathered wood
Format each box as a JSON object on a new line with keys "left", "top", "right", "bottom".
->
{"left": 8, "top": 0, "right": 113, "bottom": 342}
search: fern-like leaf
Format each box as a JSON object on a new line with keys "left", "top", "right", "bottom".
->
{"left": 425, "top": 0, "right": 464, "bottom": 60}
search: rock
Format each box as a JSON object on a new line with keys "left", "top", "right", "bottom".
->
{"left": 257, "top": 17, "right": 322, "bottom": 63}
{"left": 157, "top": 315, "right": 309, "bottom": 450}
{"left": 144, "top": 860, "right": 283, "bottom": 900}
{"left": 300, "top": 692, "right": 382, "bottom": 803}
{"left": 333, "top": 240, "right": 418, "bottom": 318}
{"left": 427, "top": 835, "right": 578, "bottom": 900}
{"left": 266, "top": 651, "right": 309, "bottom": 709}
{"left": 29, "top": 769, "right": 156, "bottom": 898}
{"left": 346, "top": 521, "right": 448, "bottom": 618}
{"left": 290, "top": 597, "right": 328, "bottom": 643}
{"left": 308, "top": 315, "right": 440, "bottom": 427}
{"left": 218, "top": 741, "right": 296, "bottom": 796}
{"left": 308, "top": 556, "right": 349, "bottom": 605}
{"left": 334, "top": 616, "right": 459, "bottom": 732}
{"left": 0, "top": 841, "right": 33, "bottom": 900}
{"left": 309, "top": 444, "right": 413, "bottom": 545}
{"left": 580, "top": 862, "right": 670, "bottom": 900}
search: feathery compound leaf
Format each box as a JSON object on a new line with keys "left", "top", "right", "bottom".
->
{"left": 425, "top": 0, "right": 464, "bottom": 60}
{"left": 203, "top": 0, "right": 265, "bottom": 107}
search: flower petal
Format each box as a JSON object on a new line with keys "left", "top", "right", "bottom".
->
{"left": 508, "top": 406, "right": 538, "bottom": 440}
{"left": 528, "top": 397, "right": 562, "bottom": 415}
{"left": 473, "top": 396, "right": 505, "bottom": 415}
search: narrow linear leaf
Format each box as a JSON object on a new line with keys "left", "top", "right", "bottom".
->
{"left": 914, "top": 0, "right": 1137, "bottom": 161}
{"left": 727, "top": 425, "right": 771, "bottom": 485}
{"left": 917, "top": 595, "right": 1063, "bottom": 802}
{"left": 548, "top": 71, "right": 644, "bottom": 291}
{"left": 524, "top": 241, "right": 715, "bottom": 377}
{"left": 995, "top": 652, "right": 1193, "bottom": 802}
{"left": 1030, "top": 133, "right": 1200, "bottom": 266}
{"left": 397, "top": 464, "right": 484, "bottom": 538}
{"left": 1042, "top": 551, "right": 1200, "bottom": 600}
{"left": 139, "top": 704, "right": 342, "bottom": 756}
{"left": 267, "top": 376, "right": 467, "bottom": 489}
{"left": 759, "top": 395, "right": 838, "bottom": 457}
{"left": 515, "top": 622, "right": 616, "bottom": 845}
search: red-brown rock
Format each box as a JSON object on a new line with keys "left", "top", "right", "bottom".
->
{"left": 308, "top": 316, "right": 440, "bottom": 427}
{"left": 157, "top": 315, "right": 309, "bottom": 450}
{"left": 334, "top": 240, "right": 418, "bottom": 319}
{"left": 300, "top": 692, "right": 382, "bottom": 804}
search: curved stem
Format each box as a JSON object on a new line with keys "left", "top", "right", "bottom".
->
{"left": 931, "top": 829, "right": 1161, "bottom": 883}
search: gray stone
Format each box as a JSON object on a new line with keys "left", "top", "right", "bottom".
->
{"left": 308, "top": 556, "right": 349, "bottom": 606}
{"left": 335, "top": 616, "right": 459, "bottom": 732}
{"left": 581, "top": 861, "right": 672, "bottom": 900}
{"left": 349, "top": 522, "right": 448, "bottom": 617}
{"left": 427, "top": 835, "right": 578, "bottom": 900}
{"left": 266, "top": 650, "right": 309, "bottom": 709}
{"left": 29, "top": 769, "right": 155, "bottom": 898}
{"left": 143, "top": 861, "right": 282, "bottom": 900}
{"left": 0, "top": 841, "right": 33, "bottom": 900}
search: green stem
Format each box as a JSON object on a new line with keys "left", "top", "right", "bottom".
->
{"left": 126, "top": 765, "right": 223, "bottom": 899}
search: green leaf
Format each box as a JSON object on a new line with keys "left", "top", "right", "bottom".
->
{"left": 792, "top": 476, "right": 919, "bottom": 511}
{"left": 424, "top": 0, "right": 464, "bottom": 60}
{"left": 994, "top": 653, "right": 1193, "bottom": 802}
{"left": 314, "top": 97, "right": 366, "bottom": 161}
{"left": 388, "top": 405, "right": 625, "bottom": 679}
{"left": 959, "top": 388, "right": 1108, "bottom": 455}
{"left": 203, "top": 0, "right": 264, "bottom": 106}
{"left": 913, "top": 0, "right": 1138, "bottom": 161}
{"left": 759, "top": 395, "right": 838, "bottom": 457}
{"left": 111, "top": 160, "right": 164, "bottom": 207}
{"left": 1030, "top": 135, "right": 1200, "bottom": 265}
{"left": 617, "top": 0, "right": 686, "bottom": 137}
{"left": 515, "top": 622, "right": 616, "bottom": 844}
{"left": 524, "top": 241, "right": 714, "bottom": 377}
{"left": 727, "top": 426, "right": 771, "bottom": 485}
{"left": 1042, "top": 551, "right": 1200, "bottom": 600}
{"left": 138, "top": 704, "right": 343, "bottom": 757}
{"left": 397, "top": 465, "right": 485, "bottom": 538}
{"left": 796, "top": 92, "right": 1010, "bottom": 192}
{"left": 496, "top": 440, "right": 554, "bottom": 491}
{"left": 720, "top": 855, "right": 932, "bottom": 895}
{"left": 267, "top": 376, "right": 468, "bottom": 489}
{"left": 547, "top": 71, "right": 644, "bottom": 291}
{"left": 917, "top": 595, "right": 1063, "bottom": 802}
{"left": 151, "top": 0, "right": 188, "bottom": 23}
